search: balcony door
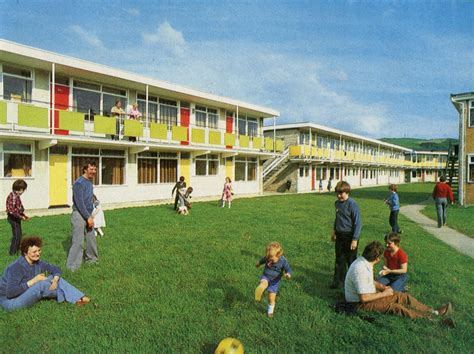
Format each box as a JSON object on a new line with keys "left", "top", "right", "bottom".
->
{"left": 50, "top": 84, "right": 70, "bottom": 135}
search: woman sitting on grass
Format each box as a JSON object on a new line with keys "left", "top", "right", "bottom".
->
{"left": 0, "top": 236, "right": 90, "bottom": 311}
{"left": 376, "top": 232, "right": 408, "bottom": 292}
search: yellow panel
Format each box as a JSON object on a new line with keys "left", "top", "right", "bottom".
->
{"left": 18, "top": 104, "right": 49, "bottom": 128}
{"left": 239, "top": 135, "right": 250, "bottom": 148}
{"left": 0, "top": 101, "right": 6, "bottom": 124}
{"left": 94, "top": 115, "right": 116, "bottom": 134}
{"left": 304, "top": 146, "right": 311, "bottom": 156}
{"left": 124, "top": 119, "right": 144, "bottom": 137}
{"left": 276, "top": 139, "right": 285, "bottom": 152}
{"left": 253, "top": 137, "right": 263, "bottom": 149}
{"left": 49, "top": 154, "right": 68, "bottom": 206}
{"left": 265, "top": 137, "right": 274, "bottom": 151}
{"left": 224, "top": 133, "right": 236, "bottom": 146}
{"left": 225, "top": 158, "right": 234, "bottom": 180}
{"left": 180, "top": 158, "right": 191, "bottom": 185}
{"left": 289, "top": 145, "right": 302, "bottom": 157}
{"left": 311, "top": 147, "right": 317, "bottom": 156}
{"left": 59, "top": 111, "right": 84, "bottom": 132}
{"left": 209, "top": 130, "right": 221, "bottom": 145}
{"left": 150, "top": 123, "right": 168, "bottom": 139}
{"left": 172, "top": 126, "right": 188, "bottom": 141}
{"left": 191, "top": 128, "right": 205, "bottom": 144}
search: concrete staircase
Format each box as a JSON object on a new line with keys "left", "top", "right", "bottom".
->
{"left": 263, "top": 147, "right": 290, "bottom": 189}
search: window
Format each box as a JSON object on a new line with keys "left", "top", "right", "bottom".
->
{"left": 72, "top": 81, "right": 128, "bottom": 117}
{"left": 159, "top": 99, "right": 178, "bottom": 128}
{"left": 470, "top": 101, "right": 474, "bottom": 127}
{"left": 160, "top": 153, "right": 178, "bottom": 183}
{"left": 2, "top": 65, "right": 32, "bottom": 102}
{"left": 468, "top": 155, "right": 474, "bottom": 183}
{"left": 195, "top": 154, "right": 219, "bottom": 176}
{"left": 196, "top": 105, "right": 218, "bottom": 129}
{"left": 102, "top": 86, "right": 128, "bottom": 117}
{"left": 137, "top": 151, "right": 158, "bottom": 184}
{"left": 71, "top": 147, "right": 125, "bottom": 185}
{"left": 137, "top": 94, "right": 159, "bottom": 123}
{"left": 2, "top": 142, "right": 33, "bottom": 177}
{"left": 237, "top": 115, "right": 258, "bottom": 137}
{"left": 235, "top": 157, "right": 257, "bottom": 181}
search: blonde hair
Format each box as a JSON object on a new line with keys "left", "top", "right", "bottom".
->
{"left": 266, "top": 241, "right": 283, "bottom": 259}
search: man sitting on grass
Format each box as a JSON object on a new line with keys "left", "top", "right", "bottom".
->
{"left": 344, "top": 241, "right": 454, "bottom": 326}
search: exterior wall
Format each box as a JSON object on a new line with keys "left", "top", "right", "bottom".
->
{"left": 265, "top": 129, "right": 299, "bottom": 148}
{"left": 464, "top": 100, "right": 474, "bottom": 204}
{"left": 265, "top": 164, "right": 298, "bottom": 193}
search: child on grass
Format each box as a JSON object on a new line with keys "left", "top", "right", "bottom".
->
{"left": 376, "top": 232, "right": 409, "bottom": 292}
{"left": 384, "top": 184, "right": 401, "bottom": 233}
{"left": 221, "top": 177, "right": 233, "bottom": 208}
{"left": 6, "top": 179, "right": 29, "bottom": 256}
{"left": 91, "top": 195, "right": 106, "bottom": 237}
{"left": 177, "top": 187, "right": 193, "bottom": 215}
{"left": 255, "top": 242, "right": 292, "bottom": 317}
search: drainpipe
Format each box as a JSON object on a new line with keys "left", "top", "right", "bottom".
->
{"left": 456, "top": 100, "right": 465, "bottom": 206}
{"left": 273, "top": 116, "right": 276, "bottom": 154}
{"left": 51, "top": 62, "right": 55, "bottom": 134}
{"left": 145, "top": 85, "right": 149, "bottom": 143}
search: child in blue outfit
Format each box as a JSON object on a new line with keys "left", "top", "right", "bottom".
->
{"left": 255, "top": 241, "right": 292, "bottom": 317}
{"left": 384, "top": 184, "right": 401, "bottom": 233}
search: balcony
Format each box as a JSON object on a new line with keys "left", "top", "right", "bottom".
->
{"left": 0, "top": 99, "right": 285, "bottom": 153}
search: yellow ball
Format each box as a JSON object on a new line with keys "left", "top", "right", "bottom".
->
{"left": 215, "top": 337, "right": 244, "bottom": 354}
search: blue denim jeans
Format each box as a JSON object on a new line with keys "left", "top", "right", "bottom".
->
{"left": 0, "top": 276, "right": 84, "bottom": 311}
{"left": 377, "top": 273, "right": 408, "bottom": 292}
{"left": 435, "top": 198, "right": 448, "bottom": 227}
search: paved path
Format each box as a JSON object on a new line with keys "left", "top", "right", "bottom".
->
{"left": 400, "top": 203, "right": 474, "bottom": 258}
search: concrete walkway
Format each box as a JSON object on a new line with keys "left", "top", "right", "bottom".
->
{"left": 400, "top": 203, "right": 474, "bottom": 258}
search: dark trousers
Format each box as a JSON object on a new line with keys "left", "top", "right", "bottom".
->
{"left": 333, "top": 232, "right": 357, "bottom": 287}
{"left": 8, "top": 215, "right": 22, "bottom": 256}
{"left": 389, "top": 210, "right": 400, "bottom": 233}
{"left": 174, "top": 194, "right": 180, "bottom": 210}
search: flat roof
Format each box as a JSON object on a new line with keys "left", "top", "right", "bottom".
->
{"left": 0, "top": 39, "right": 279, "bottom": 118}
{"left": 263, "top": 122, "right": 412, "bottom": 152}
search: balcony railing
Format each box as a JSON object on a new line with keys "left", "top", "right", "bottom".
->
{"left": 0, "top": 98, "right": 285, "bottom": 153}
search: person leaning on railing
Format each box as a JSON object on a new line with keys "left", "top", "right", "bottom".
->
{"left": 111, "top": 100, "right": 125, "bottom": 140}
{"left": 126, "top": 103, "right": 142, "bottom": 142}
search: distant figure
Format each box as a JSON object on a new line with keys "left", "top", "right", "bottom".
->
{"left": 221, "top": 177, "right": 233, "bottom": 208}
{"left": 6, "top": 179, "right": 29, "bottom": 256}
{"left": 327, "top": 178, "right": 332, "bottom": 192}
{"left": 111, "top": 100, "right": 125, "bottom": 140}
{"left": 319, "top": 179, "right": 323, "bottom": 193}
{"left": 384, "top": 184, "right": 400, "bottom": 233}
{"left": 432, "top": 175, "right": 454, "bottom": 228}
{"left": 172, "top": 176, "right": 186, "bottom": 210}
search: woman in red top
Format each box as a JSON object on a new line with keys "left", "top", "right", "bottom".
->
{"left": 376, "top": 233, "right": 408, "bottom": 292}
{"left": 432, "top": 175, "right": 454, "bottom": 228}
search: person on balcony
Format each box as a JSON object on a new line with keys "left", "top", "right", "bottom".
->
{"left": 127, "top": 103, "right": 142, "bottom": 142}
{"left": 111, "top": 100, "right": 125, "bottom": 140}
{"left": 432, "top": 175, "right": 454, "bottom": 228}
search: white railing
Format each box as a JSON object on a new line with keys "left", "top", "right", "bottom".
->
{"left": 263, "top": 147, "right": 289, "bottom": 178}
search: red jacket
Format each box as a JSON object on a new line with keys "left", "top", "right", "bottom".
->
{"left": 432, "top": 182, "right": 454, "bottom": 203}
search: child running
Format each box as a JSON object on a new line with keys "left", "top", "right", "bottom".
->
{"left": 384, "top": 184, "right": 401, "bottom": 233}
{"left": 6, "top": 179, "right": 29, "bottom": 256}
{"left": 255, "top": 242, "right": 292, "bottom": 317}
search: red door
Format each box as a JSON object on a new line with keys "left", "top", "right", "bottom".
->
{"left": 50, "top": 84, "right": 69, "bottom": 135}
{"left": 226, "top": 114, "right": 233, "bottom": 149}
{"left": 180, "top": 108, "right": 190, "bottom": 145}
{"left": 311, "top": 166, "right": 315, "bottom": 190}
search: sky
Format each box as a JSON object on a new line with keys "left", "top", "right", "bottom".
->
{"left": 1, "top": 0, "right": 473, "bottom": 139}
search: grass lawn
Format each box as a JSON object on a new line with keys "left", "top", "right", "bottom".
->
{"left": 421, "top": 204, "right": 474, "bottom": 238}
{"left": 1, "top": 183, "right": 473, "bottom": 352}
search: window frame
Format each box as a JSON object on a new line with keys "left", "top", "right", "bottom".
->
{"left": 235, "top": 157, "right": 257, "bottom": 182}
{"left": 468, "top": 154, "right": 474, "bottom": 183}
{"left": 469, "top": 100, "right": 474, "bottom": 128}
{"left": 194, "top": 154, "right": 219, "bottom": 176}
{"left": 2, "top": 64, "right": 34, "bottom": 103}
{"left": 1, "top": 142, "right": 35, "bottom": 179}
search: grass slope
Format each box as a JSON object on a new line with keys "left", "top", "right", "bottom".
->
{"left": 0, "top": 184, "right": 473, "bottom": 352}
{"left": 379, "top": 138, "right": 458, "bottom": 151}
{"left": 421, "top": 204, "right": 474, "bottom": 238}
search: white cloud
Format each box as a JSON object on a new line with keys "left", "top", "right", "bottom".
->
{"left": 142, "top": 21, "right": 187, "bottom": 57}
{"left": 124, "top": 8, "right": 140, "bottom": 16}
{"left": 69, "top": 25, "right": 103, "bottom": 48}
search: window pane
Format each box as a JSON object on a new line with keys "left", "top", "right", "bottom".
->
{"left": 73, "top": 88, "right": 100, "bottom": 114}
{"left": 72, "top": 156, "right": 99, "bottom": 185}
{"left": 101, "top": 149, "right": 125, "bottom": 157}
{"left": 72, "top": 147, "right": 100, "bottom": 155}
{"left": 160, "top": 104, "right": 178, "bottom": 127}
{"left": 160, "top": 159, "right": 177, "bottom": 183}
{"left": 74, "top": 81, "right": 100, "bottom": 91}
{"left": 470, "top": 107, "right": 474, "bottom": 127}
{"left": 235, "top": 162, "right": 246, "bottom": 181}
{"left": 196, "top": 160, "right": 207, "bottom": 176}
{"left": 196, "top": 111, "right": 207, "bottom": 127}
{"left": 138, "top": 158, "right": 157, "bottom": 184}
{"left": 3, "top": 65, "right": 31, "bottom": 78}
{"left": 4, "top": 153, "right": 32, "bottom": 177}
{"left": 248, "top": 121, "right": 258, "bottom": 137}
{"left": 103, "top": 95, "right": 127, "bottom": 117}
{"left": 208, "top": 160, "right": 218, "bottom": 175}
{"left": 247, "top": 162, "right": 257, "bottom": 181}
{"left": 208, "top": 112, "right": 218, "bottom": 129}
{"left": 238, "top": 119, "right": 246, "bottom": 135}
{"left": 101, "top": 157, "right": 125, "bottom": 185}
{"left": 3, "top": 143, "right": 31, "bottom": 152}
{"left": 3, "top": 76, "right": 32, "bottom": 102}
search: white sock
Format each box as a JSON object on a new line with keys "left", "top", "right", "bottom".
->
{"left": 228, "top": 201, "right": 231, "bottom": 208}
{"left": 432, "top": 310, "right": 439, "bottom": 316}
{"left": 267, "top": 304, "right": 275, "bottom": 315}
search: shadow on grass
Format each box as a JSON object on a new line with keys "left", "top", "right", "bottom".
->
{"left": 207, "top": 280, "right": 248, "bottom": 312}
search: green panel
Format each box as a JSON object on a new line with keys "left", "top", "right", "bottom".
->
{"left": 239, "top": 135, "right": 250, "bottom": 148}
{"left": 94, "top": 115, "right": 116, "bottom": 134}
{"left": 124, "top": 119, "right": 144, "bottom": 137}
{"left": 0, "top": 101, "right": 6, "bottom": 124}
{"left": 253, "top": 136, "right": 263, "bottom": 149}
{"left": 275, "top": 139, "right": 284, "bottom": 152}
{"left": 265, "top": 137, "right": 274, "bottom": 151}
{"left": 17, "top": 104, "right": 49, "bottom": 128}
{"left": 191, "top": 128, "right": 205, "bottom": 144}
{"left": 172, "top": 126, "right": 188, "bottom": 141}
{"left": 224, "top": 133, "right": 236, "bottom": 146}
{"left": 208, "top": 130, "right": 221, "bottom": 145}
{"left": 150, "top": 123, "right": 168, "bottom": 140}
{"left": 59, "top": 111, "right": 84, "bottom": 132}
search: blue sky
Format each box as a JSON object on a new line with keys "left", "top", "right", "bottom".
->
{"left": 1, "top": 0, "right": 473, "bottom": 139}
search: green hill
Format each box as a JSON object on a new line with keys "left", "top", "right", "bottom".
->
{"left": 379, "top": 138, "right": 458, "bottom": 151}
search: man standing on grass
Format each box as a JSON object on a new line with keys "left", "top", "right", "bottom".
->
{"left": 330, "top": 181, "right": 362, "bottom": 289}
{"left": 345, "top": 241, "right": 454, "bottom": 326}
{"left": 66, "top": 161, "right": 98, "bottom": 271}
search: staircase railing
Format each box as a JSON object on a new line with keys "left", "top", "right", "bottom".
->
{"left": 263, "top": 147, "right": 289, "bottom": 179}
{"left": 445, "top": 143, "right": 458, "bottom": 185}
